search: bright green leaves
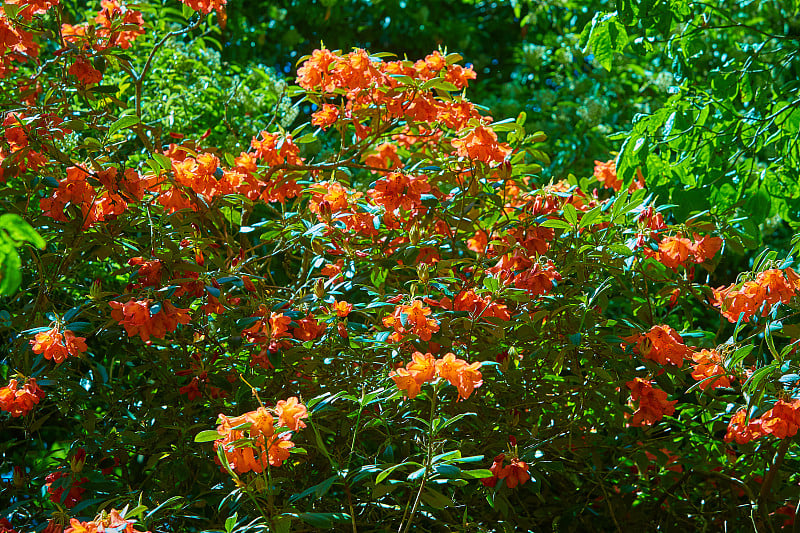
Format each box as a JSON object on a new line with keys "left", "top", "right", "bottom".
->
{"left": 582, "top": 12, "right": 628, "bottom": 71}
{"left": 0, "top": 214, "right": 45, "bottom": 295}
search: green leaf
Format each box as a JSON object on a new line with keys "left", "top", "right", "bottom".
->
{"left": 0, "top": 241, "right": 22, "bottom": 295}
{"left": 0, "top": 214, "right": 46, "bottom": 248}
{"left": 194, "top": 430, "right": 222, "bottom": 443}
{"left": 562, "top": 203, "right": 578, "bottom": 226}
{"left": 376, "top": 461, "right": 422, "bottom": 483}
{"left": 459, "top": 469, "right": 493, "bottom": 479}
{"left": 108, "top": 115, "right": 140, "bottom": 136}
{"left": 584, "top": 13, "right": 629, "bottom": 71}
{"left": 294, "top": 512, "right": 351, "bottom": 528}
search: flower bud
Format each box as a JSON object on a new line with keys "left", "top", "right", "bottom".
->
{"left": 409, "top": 223, "right": 422, "bottom": 246}
{"left": 89, "top": 279, "right": 102, "bottom": 300}
{"left": 12, "top": 466, "right": 24, "bottom": 488}
{"left": 319, "top": 200, "right": 332, "bottom": 223}
{"left": 70, "top": 448, "right": 86, "bottom": 473}
{"left": 314, "top": 278, "right": 325, "bottom": 300}
{"left": 417, "top": 263, "right": 429, "bottom": 284}
{"left": 498, "top": 160, "right": 512, "bottom": 181}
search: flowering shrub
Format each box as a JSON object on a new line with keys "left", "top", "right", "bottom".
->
{"left": 1, "top": 0, "right": 800, "bottom": 531}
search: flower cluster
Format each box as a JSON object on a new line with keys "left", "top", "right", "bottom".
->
{"left": 725, "top": 399, "right": 800, "bottom": 444}
{"left": 30, "top": 327, "right": 88, "bottom": 364}
{"left": 624, "top": 325, "right": 693, "bottom": 367}
{"left": 179, "top": 0, "right": 226, "bottom": 15}
{"left": 214, "top": 397, "right": 308, "bottom": 475}
{"left": 626, "top": 378, "right": 677, "bottom": 427}
{"left": 383, "top": 300, "right": 440, "bottom": 342}
{"left": 643, "top": 233, "right": 722, "bottom": 270}
{"left": 390, "top": 351, "right": 483, "bottom": 400}
{"left": 109, "top": 299, "right": 190, "bottom": 343}
{"left": 64, "top": 509, "right": 150, "bottom": 533}
{"left": 593, "top": 159, "right": 644, "bottom": 192}
{"left": 713, "top": 268, "right": 799, "bottom": 323}
{"left": 0, "top": 377, "right": 45, "bottom": 417}
{"left": 40, "top": 165, "right": 144, "bottom": 228}
{"left": 480, "top": 453, "right": 530, "bottom": 489}
{"left": 690, "top": 349, "right": 732, "bottom": 390}
{"left": 61, "top": 0, "right": 145, "bottom": 51}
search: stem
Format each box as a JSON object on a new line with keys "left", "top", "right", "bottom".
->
{"left": 399, "top": 383, "right": 438, "bottom": 533}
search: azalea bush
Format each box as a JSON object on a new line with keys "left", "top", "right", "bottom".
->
{"left": 2, "top": 0, "right": 800, "bottom": 532}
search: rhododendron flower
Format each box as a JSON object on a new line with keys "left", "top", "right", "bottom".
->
{"left": 690, "top": 349, "right": 732, "bottom": 390}
{"left": 178, "top": 0, "right": 226, "bottom": 15}
{"left": 311, "top": 103, "right": 339, "bottom": 128}
{"left": 332, "top": 300, "right": 353, "bottom": 317}
{"left": 724, "top": 408, "right": 765, "bottom": 444}
{"left": 64, "top": 509, "right": 150, "bottom": 533}
{"left": 713, "top": 268, "right": 798, "bottom": 323}
{"left": 214, "top": 398, "right": 306, "bottom": 474}
{"left": 30, "top": 327, "right": 87, "bottom": 364}
{"left": 389, "top": 367, "right": 422, "bottom": 398}
{"left": 109, "top": 299, "right": 190, "bottom": 342}
{"left": 593, "top": 159, "right": 645, "bottom": 192}
{"left": 69, "top": 58, "right": 103, "bottom": 85}
{"left": 451, "top": 125, "right": 512, "bottom": 165}
{"left": 435, "top": 353, "right": 483, "bottom": 400}
{"left": 293, "top": 315, "right": 326, "bottom": 341}
{"left": 481, "top": 453, "right": 506, "bottom": 487}
{"left": 382, "top": 300, "right": 439, "bottom": 341}
{"left": 626, "top": 378, "right": 676, "bottom": 426}
{"left": 0, "top": 377, "right": 45, "bottom": 417}
{"left": 45, "top": 471, "right": 87, "bottom": 508}
{"left": 624, "top": 325, "right": 693, "bottom": 367}
{"left": 498, "top": 457, "right": 530, "bottom": 488}
{"left": 275, "top": 396, "right": 308, "bottom": 430}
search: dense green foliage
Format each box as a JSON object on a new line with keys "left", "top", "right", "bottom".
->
{"left": 2, "top": 1, "right": 800, "bottom": 532}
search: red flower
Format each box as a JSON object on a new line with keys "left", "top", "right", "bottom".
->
{"left": 498, "top": 457, "right": 530, "bottom": 488}
{"left": 68, "top": 57, "right": 103, "bottom": 85}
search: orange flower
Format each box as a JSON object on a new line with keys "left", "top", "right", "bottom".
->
{"left": 109, "top": 299, "right": 190, "bottom": 342}
{"left": 214, "top": 399, "right": 304, "bottom": 474}
{"left": 275, "top": 397, "right": 308, "bottom": 430}
{"left": 246, "top": 406, "right": 275, "bottom": 438}
{"left": 311, "top": 103, "right": 339, "bottom": 128}
{"left": 68, "top": 57, "right": 103, "bottom": 85}
{"left": 320, "top": 259, "right": 344, "bottom": 280}
{"left": 724, "top": 408, "right": 765, "bottom": 444}
{"left": 64, "top": 509, "right": 149, "bottom": 533}
{"left": 690, "top": 349, "right": 732, "bottom": 390}
{"left": 178, "top": 0, "right": 226, "bottom": 15}
{"left": 467, "top": 230, "right": 488, "bottom": 253}
{"left": 593, "top": 159, "right": 645, "bottom": 192}
{"left": 0, "top": 377, "right": 45, "bottom": 417}
{"left": 713, "top": 268, "right": 798, "bottom": 323}
{"left": 382, "top": 300, "right": 440, "bottom": 341}
{"left": 435, "top": 353, "right": 483, "bottom": 400}
{"left": 626, "top": 378, "right": 676, "bottom": 427}
{"left": 625, "top": 325, "right": 693, "bottom": 368}
{"left": 451, "top": 125, "right": 512, "bottom": 165}
{"left": 389, "top": 367, "right": 422, "bottom": 399}
{"left": 293, "top": 315, "right": 326, "bottom": 341}
{"left": 690, "top": 233, "right": 722, "bottom": 263}
{"left": 406, "top": 351, "right": 437, "bottom": 384}
{"left": 656, "top": 236, "right": 692, "bottom": 270}
{"left": 332, "top": 300, "right": 353, "bottom": 318}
